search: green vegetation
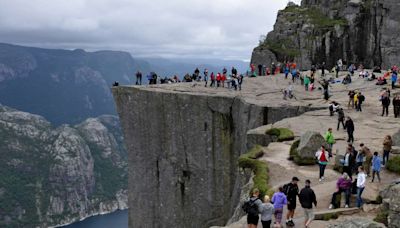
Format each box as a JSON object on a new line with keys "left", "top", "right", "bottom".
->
{"left": 374, "top": 209, "right": 389, "bottom": 226}
{"left": 238, "top": 145, "right": 269, "bottom": 197}
{"left": 263, "top": 39, "right": 301, "bottom": 58}
{"left": 386, "top": 156, "right": 400, "bottom": 174}
{"left": 265, "top": 128, "right": 295, "bottom": 142}
{"left": 281, "top": 5, "right": 347, "bottom": 29}
{"left": 289, "top": 140, "right": 316, "bottom": 165}
{"left": 322, "top": 212, "right": 339, "bottom": 221}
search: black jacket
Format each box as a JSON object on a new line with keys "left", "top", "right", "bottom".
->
{"left": 299, "top": 186, "right": 317, "bottom": 209}
{"left": 382, "top": 97, "right": 391, "bottom": 106}
{"left": 345, "top": 119, "right": 354, "bottom": 132}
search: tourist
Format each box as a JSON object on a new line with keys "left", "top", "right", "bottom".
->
{"left": 316, "top": 145, "right": 330, "bottom": 181}
{"left": 250, "top": 63, "right": 256, "bottom": 76}
{"left": 356, "top": 92, "right": 365, "bottom": 112}
{"left": 371, "top": 152, "right": 382, "bottom": 183}
{"left": 391, "top": 71, "right": 398, "bottom": 89}
{"left": 284, "top": 65, "right": 290, "bottom": 79}
{"left": 231, "top": 66, "right": 237, "bottom": 77}
{"left": 337, "top": 108, "right": 345, "bottom": 130}
{"left": 321, "top": 62, "right": 326, "bottom": 76}
{"left": 244, "top": 188, "right": 263, "bottom": 228}
{"left": 194, "top": 68, "right": 200, "bottom": 79}
{"left": 299, "top": 179, "right": 317, "bottom": 228}
{"left": 324, "top": 128, "right": 335, "bottom": 157}
{"left": 304, "top": 75, "right": 310, "bottom": 91}
{"left": 360, "top": 143, "right": 372, "bottom": 177}
{"left": 343, "top": 145, "right": 354, "bottom": 178}
{"left": 216, "top": 73, "right": 221, "bottom": 87}
{"left": 260, "top": 195, "right": 274, "bottom": 228}
{"left": 356, "top": 166, "right": 367, "bottom": 208}
{"left": 291, "top": 68, "right": 297, "bottom": 83}
{"left": 348, "top": 64, "right": 355, "bottom": 76}
{"left": 271, "top": 187, "right": 288, "bottom": 228}
{"left": 204, "top": 69, "right": 209, "bottom": 87}
{"left": 335, "top": 64, "right": 340, "bottom": 78}
{"left": 311, "top": 64, "right": 316, "bottom": 75}
{"left": 258, "top": 64, "right": 263, "bottom": 76}
{"left": 344, "top": 117, "right": 355, "bottom": 143}
{"left": 328, "top": 101, "right": 339, "bottom": 116}
{"left": 348, "top": 90, "right": 355, "bottom": 108}
{"left": 383, "top": 135, "right": 393, "bottom": 166}
{"left": 381, "top": 93, "right": 391, "bottom": 117}
{"left": 135, "top": 71, "right": 142, "bottom": 85}
{"left": 238, "top": 74, "right": 244, "bottom": 91}
{"left": 393, "top": 95, "right": 400, "bottom": 118}
{"left": 283, "top": 177, "right": 299, "bottom": 226}
{"left": 329, "top": 173, "right": 352, "bottom": 209}
{"left": 272, "top": 62, "right": 276, "bottom": 75}
{"left": 210, "top": 72, "right": 215, "bottom": 87}
{"left": 319, "top": 79, "right": 330, "bottom": 100}
{"left": 221, "top": 72, "right": 226, "bottom": 88}
{"left": 355, "top": 149, "right": 364, "bottom": 173}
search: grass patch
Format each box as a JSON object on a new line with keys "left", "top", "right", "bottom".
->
{"left": 289, "top": 139, "right": 316, "bottom": 165}
{"left": 322, "top": 212, "right": 339, "bottom": 221}
{"left": 265, "top": 128, "right": 295, "bottom": 142}
{"left": 374, "top": 209, "right": 389, "bottom": 226}
{"left": 238, "top": 145, "right": 269, "bottom": 197}
{"left": 386, "top": 156, "right": 400, "bottom": 174}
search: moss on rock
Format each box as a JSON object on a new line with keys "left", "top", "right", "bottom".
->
{"left": 238, "top": 145, "right": 269, "bottom": 197}
{"left": 374, "top": 209, "right": 389, "bottom": 226}
{"left": 386, "top": 156, "right": 400, "bottom": 174}
{"left": 265, "top": 128, "right": 295, "bottom": 142}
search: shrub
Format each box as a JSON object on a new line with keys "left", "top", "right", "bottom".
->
{"left": 374, "top": 209, "right": 389, "bottom": 226}
{"left": 386, "top": 156, "right": 400, "bottom": 174}
{"left": 238, "top": 145, "right": 269, "bottom": 197}
{"left": 266, "top": 128, "right": 295, "bottom": 142}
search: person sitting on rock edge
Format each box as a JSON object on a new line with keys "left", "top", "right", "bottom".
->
{"left": 329, "top": 173, "right": 352, "bottom": 209}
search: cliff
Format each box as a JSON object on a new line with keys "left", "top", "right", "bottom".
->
{"left": 0, "top": 105, "right": 127, "bottom": 227}
{"left": 112, "top": 79, "right": 325, "bottom": 227}
{"left": 251, "top": 0, "right": 400, "bottom": 70}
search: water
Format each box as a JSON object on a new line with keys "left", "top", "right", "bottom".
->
{"left": 61, "top": 210, "right": 127, "bottom": 228}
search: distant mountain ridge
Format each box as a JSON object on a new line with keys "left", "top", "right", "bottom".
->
{"left": 0, "top": 43, "right": 151, "bottom": 125}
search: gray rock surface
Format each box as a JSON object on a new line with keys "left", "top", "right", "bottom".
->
{"left": 0, "top": 105, "right": 127, "bottom": 227}
{"left": 112, "top": 84, "right": 320, "bottom": 228}
{"left": 380, "top": 181, "right": 400, "bottom": 228}
{"left": 392, "top": 129, "right": 400, "bottom": 147}
{"left": 327, "top": 217, "right": 386, "bottom": 228}
{"left": 297, "top": 131, "right": 329, "bottom": 159}
{"left": 252, "top": 0, "right": 400, "bottom": 70}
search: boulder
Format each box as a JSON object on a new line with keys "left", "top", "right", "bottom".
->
{"left": 297, "top": 131, "right": 329, "bottom": 159}
{"left": 380, "top": 181, "right": 400, "bottom": 228}
{"left": 327, "top": 218, "right": 386, "bottom": 228}
{"left": 392, "top": 129, "right": 400, "bottom": 147}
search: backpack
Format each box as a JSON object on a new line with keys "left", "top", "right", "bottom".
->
{"left": 283, "top": 183, "right": 291, "bottom": 196}
{"left": 242, "top": 198, "right": 259, "bottom": 216}
{"left": 359, "top": 95, "right": 365, "bottom": 102}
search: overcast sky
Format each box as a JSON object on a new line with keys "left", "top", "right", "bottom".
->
{"left": 0, "top": 0, "right": 301, "bottom": 61}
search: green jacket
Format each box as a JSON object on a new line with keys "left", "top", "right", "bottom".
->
{"left": 325, "top": 131, "right": 335, "bottom": 144}
{"left": 304, "top": 76, "right": 310, "bottom": 85}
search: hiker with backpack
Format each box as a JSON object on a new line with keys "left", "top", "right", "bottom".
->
{"left": 329, "top": 173, "right": 352, "bottom": 209}
{"left": 356, "top": 92, "right": 365, "bottom": 112}
{"left": 243, "top": 188, "right": 263, "bottom": 228}
{"left": 316, "top": 145, "right": 330, "bottom": 182}
{"left": 260, "top": 195, "right": 274, "bottom": 228}
{"left": 271, "top": 186, "right": 288, "bottom": 228}
{"left": 283, "top": 177, "right": 299, "bottom": 227}
{"left": 299, "top": 180, "right": 317, "bottom": 228}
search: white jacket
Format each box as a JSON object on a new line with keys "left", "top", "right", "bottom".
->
{"left": 357, "top": 172, "right": 366, "bottom": 188}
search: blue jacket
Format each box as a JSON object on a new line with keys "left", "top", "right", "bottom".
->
{"left": 372, "top": 155, "right": 382, "bottom": 171}
{"left": 392, "top": 73, "right": 398, "bottom": 82}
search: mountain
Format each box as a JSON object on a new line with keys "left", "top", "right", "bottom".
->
{"left": 0, "top": 43, "right": 151, "bottom": 125}
{"left": 0, "top": 104, "right": 127, "bottom": 227}
{"left": 251, "top": 0, "right": 400, "bottom": 70}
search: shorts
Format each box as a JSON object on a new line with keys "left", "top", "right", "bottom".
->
{"left": 247, "top": 214, "right": 259, "bottom": 225}
{"left": 274, "top": 208, "right": 283, "bottom": 224}
{"left": 303, "top": 208, "right": 314, "bottom": 221}
{"left": 288, "top": 200, "right": 297, "bottom": 210}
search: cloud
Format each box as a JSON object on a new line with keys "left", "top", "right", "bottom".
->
{"left": 0, "top": 0, "right": 298, "bottom": 60}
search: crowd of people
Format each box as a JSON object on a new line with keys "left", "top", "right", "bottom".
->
{"left": 240, "top": 59, "right": 400, "bottom": 227}
{"left": 133, "top": 67, "right": 244, "bottom": 91}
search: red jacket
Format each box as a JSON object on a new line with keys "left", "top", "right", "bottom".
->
{"left": 216, "top": 73, "right": 221, "bottom": 81}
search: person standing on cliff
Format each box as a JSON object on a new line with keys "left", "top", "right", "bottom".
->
{"left": 391, "top": 71, "right": 398, "bottom": 89}
{"left": 258, "top": 64, "right": 263, "bottom": 76}
{"left": 283, "top": 177, "right": 299, "bottom": 227}
{"left": 324, "top": 128, "right": 336, "bottom": 157}
{"left": 203, "top": 69, "right": 209, "bottom": 87}
{"left": 316, "top": 145, "right": 330, "bottom": 181}
{"left": 216, "top": 73, "right": 221, "bottom": 87}
{"left": 271, "top": 186, "right": 287, "bottom": 228}
{"left": 345, "top": 116, "right": 355, "bottom": 143}
{"left": 383, "top": 135, "right": 393, "bottom": 166}
{"left": 244, "top": 188, "right": 263, "bottom": 228}
{"left": 135, "top": 71, "right": 142, "bottom": 85}
{"left": 299, "top": 179, "right": 317, "bottom": 228}
{"left": 393, "top": 95, "right": 400, "bottom": 118}
{"left": 321, "top": 62, "right": 326, "bottom": 76}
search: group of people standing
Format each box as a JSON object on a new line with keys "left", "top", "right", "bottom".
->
{"left": 244, "top": 177, "right": 317, "bottom": 228}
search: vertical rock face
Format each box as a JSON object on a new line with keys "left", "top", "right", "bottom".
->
{"left": 112, "top": 87, "right": 318, "bottom": 228}
{"left": 252, "top": 0, "right": 400, "bottom": 70}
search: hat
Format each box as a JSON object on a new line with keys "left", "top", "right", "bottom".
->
{"left": 292, "top": 177, "right": 299, "bottom": 181}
